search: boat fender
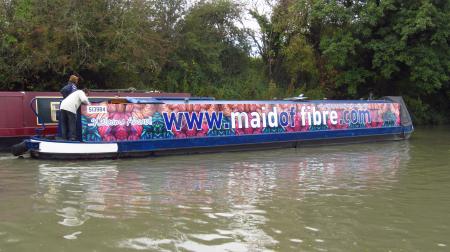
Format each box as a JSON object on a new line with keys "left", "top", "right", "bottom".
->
{"left": 11, "top": 141, "right": 29, "bottom": 156}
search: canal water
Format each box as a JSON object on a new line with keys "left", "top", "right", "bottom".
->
{"left": 0, "top": 127, "right": 449, "bottom": 251}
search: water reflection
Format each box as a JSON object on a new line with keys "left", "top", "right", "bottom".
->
{"left": 30, "top": 141, "right": 411, "bottom": 250}
{"left": 37, "top": 163, "right": 152, "bottom": 220}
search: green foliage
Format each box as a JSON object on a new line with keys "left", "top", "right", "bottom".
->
{"left": 159, "top": 0, "right": 256, "bottom": 98}
{"left": 0, "top": 0, "right": 172, "bottom": 90}
{"left": 0, "top": 0, "right": 448, "bottom": 124}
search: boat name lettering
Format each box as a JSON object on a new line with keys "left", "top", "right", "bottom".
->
{"left": 87, "top": 117, "right": 152, "bottom": 127}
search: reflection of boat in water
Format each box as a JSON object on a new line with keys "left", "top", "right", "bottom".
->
{"left": 277, "top": 141, "right": 411, "bottom": 190}
{"left": 33, "top": 142, "right": 410, "bottom": 250}
{"left": 15, "top": 96, "right": 413, "bottom": 159}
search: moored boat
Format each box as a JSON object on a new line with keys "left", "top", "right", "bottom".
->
{"left": 17, "top": 96, "right": 413, "bottom": 159}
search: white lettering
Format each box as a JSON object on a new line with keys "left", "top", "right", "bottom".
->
{"left": 330, "top": 111, "right": 338, "bottom": 125}
{"left": 231, "top": 112, "right": 249, "bottom": 129}
{"left": 313, "top": 107, "right": 321, "bottom": 125}
{"left": 87, "top": 116, "right": 153, "bottom": 127}
{"left": 268, "top": 107, "right": 278, "bottom": 127}
{"left": 250, "top": 112, "right": 261, "bottom": 128}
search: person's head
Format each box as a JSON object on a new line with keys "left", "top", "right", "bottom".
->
{"left": 69, "top": 75, "right": 79, "bottom": 85}
{"left": 83, "top": 88, "right": 90, "bottom": 95}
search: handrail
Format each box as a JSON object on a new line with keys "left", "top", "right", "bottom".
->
{"left": 90, "top": 87, "right": 160, "bottom": 93}
{"left": 29, "top": 97, "right": 46, "bottom": 137}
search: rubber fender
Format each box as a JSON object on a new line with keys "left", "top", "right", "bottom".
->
{"left": 11, "top": 141, "right": 29, "bottom": 156}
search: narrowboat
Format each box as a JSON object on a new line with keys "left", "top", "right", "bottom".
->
{"left": 14, "top": 96, "right": 413, "bottom": 159}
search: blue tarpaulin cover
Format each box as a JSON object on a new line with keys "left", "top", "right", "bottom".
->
{"left": 125, "top": 97, "right": 165, "bottom": 104}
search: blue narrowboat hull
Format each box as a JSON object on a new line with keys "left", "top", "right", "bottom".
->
{"left": 26, "top": 125, "right": 413, "bottom": 160}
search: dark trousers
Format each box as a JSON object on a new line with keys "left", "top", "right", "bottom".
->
{"left": 60, "top": 109, "right": 77, "bottom": 140}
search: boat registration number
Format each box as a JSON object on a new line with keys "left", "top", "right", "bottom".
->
{"left": 87, "top": 105, "right": 107, "bottom": 114}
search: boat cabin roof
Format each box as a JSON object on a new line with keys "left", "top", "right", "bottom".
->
{"left": 105, "top": 97, "right": 396, "bottom": 104}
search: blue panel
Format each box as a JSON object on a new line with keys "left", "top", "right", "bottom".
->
{"left": 117, "top": 126, "right": 409, "bottom": 153}
{"left": 26, "top": 140, "right": 40, "bottom": 150}
{"left": 125, "top": 97, "right": 164, "bottom": 104}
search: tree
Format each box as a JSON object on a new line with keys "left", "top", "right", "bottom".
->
{"left": 0, "top": 0, "right": 170, "bottom": 90}
{"left": 159, "top": 0, "right": 252, "bottom": 97}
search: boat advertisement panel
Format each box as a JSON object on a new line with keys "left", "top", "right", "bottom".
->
{"left": 81, "top": 102, "right": 400, "bottom": 142}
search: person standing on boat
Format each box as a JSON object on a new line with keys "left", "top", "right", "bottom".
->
{"left": 60, "top": 75, "right": 79, "bottom": 99}
{"left": 59, "top": 88, "right": 91, "bottom": 141}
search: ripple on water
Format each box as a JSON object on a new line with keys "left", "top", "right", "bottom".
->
{"left": 216, "top": 229, "right": 234, "bottom": 235}
{"left": 63, "top": 231, "right": 82, "bottom": 240}
{"left": 272, "top": 228, "right": 282, "bottom": 234}
{"left": 5, "top": 238, "right": 21, "bottom": 243}
{"left": 305, "top": 226, "right": 320, "bottom": 232}
{"left": 177, "top": 205, "right": 192, "bottom": 209}
{"left": 205, "top": 213, "right": 218, "bottom": 219}
{"left": 189, "top": 233, "right": 232, "bottom": 242}
{"left": 177, "top": 240, "right": 248, "bottom": 252}
{"left": 57, "top": 207, "right": 89, "bottom": 227}
{"left": 214, "top": 212, "right": 235, "bottom": 218}
{"left": 117, "top": 238, "right": 173, "bottom": 251}
{"left": 0, "top": 155, "right": 17, "bottom": 161}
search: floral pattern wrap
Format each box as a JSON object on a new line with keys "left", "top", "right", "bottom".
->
{"left": 81, "top": 102, "right": 401, "bottom": 142}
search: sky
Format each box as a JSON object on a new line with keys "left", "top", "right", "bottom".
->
{"left": 237, "top": 0, "right": 273, "bottom": 55}
{"left": 187, "top": 0, "right": 273, "bottom": 32}
{"left": 235, "top": 0, "right": 273, "bottom": 31}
